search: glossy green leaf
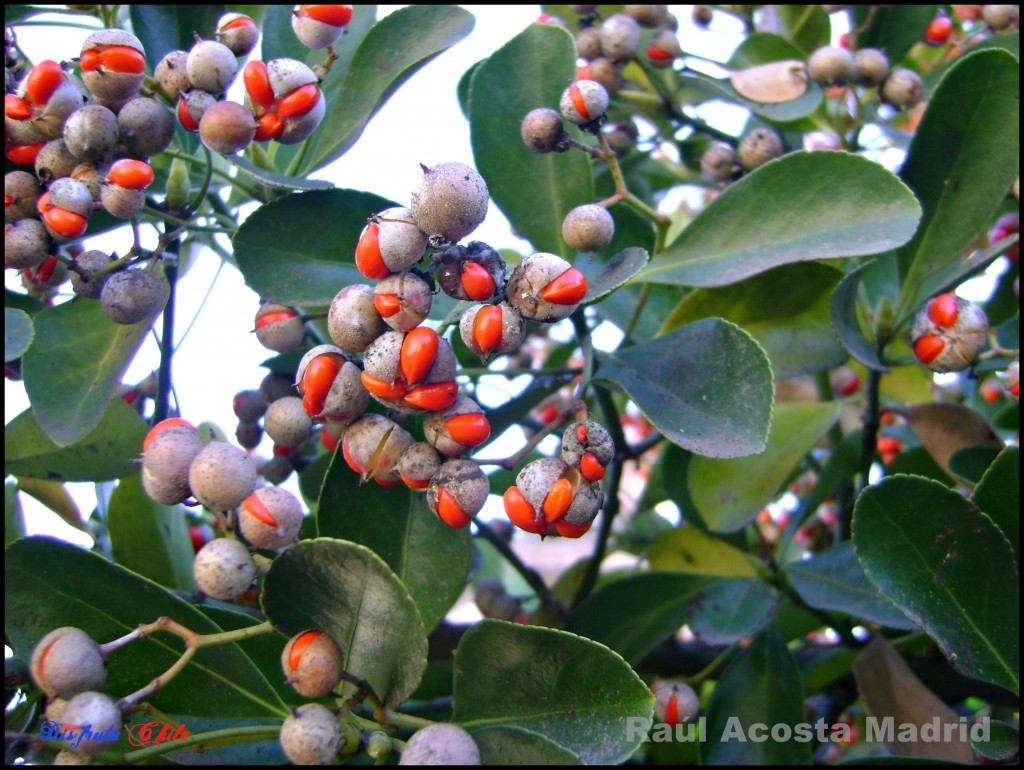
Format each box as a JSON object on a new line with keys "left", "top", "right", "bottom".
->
{"left": 970, "top": 446, "right": 1019, "bottom": 565}
{"left": 233, "top": 189, "right": 396, "bottom": 307}
{"left": 914, "top": 234, "right": 1015, "bottom": 312}
{"left": 594, "top": 283, "right": 682, "bottom": 341}
{"left": 4, "top": 399, "right": 147, "bottom": 482}
{"left": 637, "top": 152, "right": 921, "bottom": 288}
{"left": 594, "top": 319, "right": 774, "bottom": 458}
{"left": 107, "top": 475, "right": 194, "bottom": 592}
{"left": 895, "top": 50, "right": 1020, "bottom": 319}
{"left": 972, "top": 719, "right": 1019, "bottom": 762}
{"left": 317, "top": 451, "right": 471, "bottom": 633}
{"left": 688, "top": 578, "right": 780, "bottom": 646}
{"left": 925, "top": 30, "right": 1019, "bottom": 93}
{"left": 647, "top": 527, "right": 757, "bottom": 576}
{"left": 788, "top": 429, "right": 863, "bottom": 536}
{"left": 452, "top": 620, "right": 654, "bottom": 765}
{"left": 129, "top": 6, "right": 228, "bottom": 67}
{"left": 726, "top": 31, "right": 809, "bottom": 68}
{"left": 773, "top": 5, "right": 831, "bottom": 55}
{"left": 785, "top": 542, "right": 917, "bottom": 630}
{"left": 701, "top": 624, "right": 811, "bottom": 765}
{"left": 678, "top": 69, "right": 820, "bottom": 122}
{"left": 568, "top": 573, "right": 711, "bottom": 664}
{"left": 947, "top": 445, "right": 1002, "bottom": 486}
{"left": 689, "top": 401, "right": 840, "bottom": 532}
{"left": 261, "top": 538, "right": 428, "bottom": 707}
{"left": 470, "top": 23, "right": 593, "bottom": 255}
{"left": 301, "top": 6, "right": 475, "bottom": 175}
{"left": 830, "top": 260, "right": 891, "bottom": 371}
{"left": 221, "top": 154, "right": 333, "bottom": 190}
{"left": 4, "top": 536, "right": 287, "bottom": 718}
{"left": 661, "top": 263, "right": 846, "bottom": 378}
{"left": 853, "top": 476, "right": 1019, "bottom": 694}
{"left": 580, "top": 248, "right": 649, "bottom": 306}
{"left": 471, "top": 725, "right": 583, "bottom": 765}
{"left": 5, "top": 483, "right": 26, "bottom": 547}
{"left": 853, "top": 5, "right": 939, "bottom": 65}
{"left": 22, "top": 273, "right": 167, "bottom": 447}
{"left": 5, "top": 308, "right": 32, "bottom": 362}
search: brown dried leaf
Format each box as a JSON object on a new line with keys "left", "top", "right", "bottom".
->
{"left": 893, "top": 402, "right": 1003, "bottom": 474}
{"left": 16, "top": 477, "right": 87, "bottom": 531}
{"left": 729, "top": 60, "right": 809, "bottom": 104}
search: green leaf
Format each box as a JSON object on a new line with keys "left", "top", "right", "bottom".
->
{"left": 580, "top": 248, "right": 649, "bottom": 306}
{"left": 970, "top": 446, "right": 1018, "bottom": 565}
{"left": 726, "top": 31, "right": 811, "bottom": 68}
{"left": 894, "top": 50, "right": 1020, "bottom": 320}
{"left": 647, "top": 527, "right": 757, "bottom": 576}
{"left": 316, "top": 452, "right": 471, "bottom": 634}
{"left": 5, "top": 483, "right": 26, "bottom": 547}
{"left": 22, "top": 273, "right": 167, "bottom": 447}
{"left": 914, "top": 233, "right": 1015, "bottom": 310}
{"left": 947, "top": 445, "right": 1002, "bottom": 487}
{"left": 661, "top": 263, "right": 847, "bottom": 378}
{"left": 233, "top": 189, "right": 396, "bottom": 307}
{"left": 261, "top": 538, "right": 428, "bottom": 707}
{"left": 689, "top": 401, "right": 840, "bottom": 532}
{"left": 452, "top": 620, "right": 654, "bottom": 765}
{"left": 636, "top": 152, "right": 921, "bottom": 288}
{"left": 853, "top": 476, "right": 1019, "bottom": 694}
{"left": 852, "top": 5, "right": 939, "bottom": 66}
{"left": 972, "top": 719, "right": 1019, "bottom": 762}
{"left": 568, "top": 573, "right": 711, "bottom": 665}
{"left": 701, "top": 623, "right": 811, "bottom": 765}
{"left": 830, "top": 260, "right": 891, "bottom": 372}
{"left": 594, "top": 319, "right": 774, "bottom": 458}
{"left": 687, "top": 578, "right": 780, "bottom": 646}
{"left": 785, "top": 543, "right": 917, "bottom": 630}
{"left": 469, "top": 23, "right": 593, "bottom": 256}
{"left": 107, "top": 475, "right": 195, "bottom": 592}
{"left": 5, "top": 536, "right": 287, "bottom": 718}
{"left": 471, "top": 725, "right": 583, "bottom": 765}
{"left": 773, "top": 5, "right": 831, "bottom": 55}
{"left": 300, "top": 6, "right": 475, "bottom": 175}
{"left": 789, "top": 429, "right": 863, "bottom": 535}
{"left": 221, "top": 154, "right": 333, "bottom": 191}
{"left": 5, "top": 308, "right": 32, "bottom": 362}
{"left": 677, "top": 72, "right": 822, "bottom": 123}
{"left": 128, "top": 6, "right": 228, "bottom": 67}
{"left": 925, "top": 29, "right": 1019, "bottom": 93}
{"left": 4, "top": 399, "right": 147, "bottom": 482}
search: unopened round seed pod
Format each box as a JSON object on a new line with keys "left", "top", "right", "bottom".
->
{"left": 424, "top": 396, "right": 491, "bottom": 457}
{"left": 328, "top": 284, "right": 386, "bottom": 352}
{"left": 983, "top": 4, "right": 1019, "bottom": 29}
{"left": 397, "top": 442, "right": 442, "bottom": 490}
{"left": 193, "top": 537, "right": 256, "bottom": 600}
{"left": 187, "top": 40, "right": 238, "bottom": 94}
{"left": 653, "top": 681, "right": 700, "bottom": 724}
{"left": 576, "top": 26, "right": 603, "bottom": 60}
{"left": 216, "top": 12, "right": 260, "bottom": 57}
{"left": 584, "top": 56, "right": 623, "bottom": 95}
{"left": 234, "top": 389, "right": 269, "bottom": 423}
{"left": 199, "top": 100, "right": 257, "bottom": 154}
{"left": 254, "top": 302, "right": 306, "bottom": 353}
{"left": 474, "top": 578, "right": 521, "bottom": 621}
{"left": 374, "top": 271, "right": 433, "bottom": 331}
{"left": 239, "top": 486, "right": 304, "bottom": 548}
{"left": 521, "top": 107, "right": 569, "bottom": 153}
{"left": 264, "top": 396, "right": 313, "bottom": 448}
{"left": 71, "top": 162, "right": 108, "bottom": 201}
{"left": 235, "top": 420, "right": 263, "bottom": 449}
{"left": 399, "top": 723, "right": 480, "bottom": 766}
{"left": 880, "top": 67, "right": 923, "bottom": 110}
{"left": 737, "top": 127, "right": 783, "bottom": 171}
{"left": 410, "top": 161, "right": 489, "bottom": 245}
{"left": 375, "top": 206, "right": 429, "bottom": 272}
{"left": 341, "top": 413, "right": 413, "bottom": 484}
{"left": 60, "top": 692, "right": 122, "bottom": 755}
{"left": 154, "top": 50, "right": 191, "bottom": 96}
{"left": 70, "top": 249, "right": 114, "bottom": 298}
{"left": 30, "top": 627, "right": 106, "bottom": 699}
{"left": 80, "top": 29, "right": 146, "bottom": 107}
{"left": 35, "top": 139, "right": 81, "bottom": 184}
{"left": 63, "top": 104, "right": 119, "bottom": 162}
{"left": 436, "top": 241, "right": 506, "bottom": 302}
{"left": 100, "top": 183, "right": 146, "bottom": 219}
{"left": 427, "top": 458, "right": 490, "bottom": 529}
{"left": 188, "top": 441, "right": 258, "bottom": 511}
{"left": 5, "top": 170, "right": 41, "bottom": 219}
{"left": 459, "top": 302, "right": 526, "bottom": 362}
{"left": 280, "top": 703, "right": 343, "bottom": 766}
{"left": 505, "top": 252, "right": 586, "bottom": 323}
{"left": 295, "top": 345, "right": 369, "bottom": 425}
{"left": 600, "top": 13, "right": 642, "bottom": 60}
{"left": 562, "top": 204, "right": 615, "bottom": 252}
{"left": 701, "top": 143, "right": 740, "bottom": 184}
{"left": 261, "top": 370, "right": 299, "bottom": 403}
{"left": 117, "top": 97, "right": 175, "bottom": 158}
{"left": 142, "top": 424, "right": 205, "bottom": 505}
{"left": 99, "top": 268, "right": 166, "bottom": 325}
{"left": 625, "top": 4, "right": 669, "bottom": 28}
{"left": 281, "top": 630, "right": 343, "bottom": 698}
{"left": 4, "top": 218, "right": 51, "bottom": 270}
{"left": 852, "top": 48, "right": 889, "bottom": 87}
{"left": 560, "top": 79, "right": 609, "bottom": 126}
{"left": 262, "top": 454, "right": 294, "bottom": 485}
{"left": 807, "top": 45, "right": 852, "bottom": 86}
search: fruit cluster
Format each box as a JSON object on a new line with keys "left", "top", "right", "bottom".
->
{"left": 910, "top": 292, "right": 989, "bottom": 373}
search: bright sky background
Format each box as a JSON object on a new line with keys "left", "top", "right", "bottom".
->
{"left": 5, "top": 5, "right": 756, "bottom": 546}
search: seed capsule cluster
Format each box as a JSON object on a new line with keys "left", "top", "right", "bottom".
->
{"left": 910, "top": 292, "right": 990, "bottom": 373}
